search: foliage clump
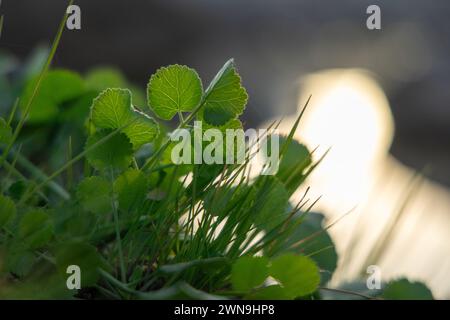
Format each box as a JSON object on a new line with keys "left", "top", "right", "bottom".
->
{"left": 0, "top": 53, "right": 434, "bottom": 299}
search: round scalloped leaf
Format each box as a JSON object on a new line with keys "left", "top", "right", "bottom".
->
{"left": 18, "top": 209, "right": 54, "bottom": 249}
{"left": 231, "top": 256, "right": 269, "bottom": 292}
{"left": 0, "top": 194, "right": 16, "bottom": 228}
{"left": 76, "top": 176, "right": 112, "bottom": 215}
{"left": 0, "top": 118, "right": 13, "bottom": 145}
{"left": 147, "top": 65, "right": 203, "bottom": 120}
{"left": 269, "top": 254, "right": 320, "bottom": 298}
{"left": 91, "top": 88, "right": 159, "bottom": 149}
{"left": 200, "top": 59, "right": 248, "bottom": 126}
{"left": 91, "top": 88, "right": 133, "bottom": 129}
{"left": 20, "top": 69, "right": 85, "bottom": 123}
{"left": 114, "top": 169, "right": 148, "bottom": 212}
{"left": 85, "top": 130, "right": 133, "bottom": 171}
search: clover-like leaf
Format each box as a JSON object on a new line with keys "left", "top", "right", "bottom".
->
{"left": 147, "top": 65, "right": 203, "bottom": 120}
{"left": 0, "top": 194, "right": 16, "bottom": 228}
{"left": 76, "top": 176, "right": 112, "bottom": 214}
{"left": 0, "top": 118, "right": 13, "bottom": 145}
{"left": 91, "top": 88, "right": 159, "bottom": 149}
{"left": 269, "top": 254, "right": 320, "bottom": 298}
{"left": 231, "top": 256, "right": 269, "bottom": 292}
{"left": 20, "top": 69, "right": 85, "bottom": 123}
{"left": 85, "top": 130, "right": 133, "bottom": 171}
{"left": 200, "top": 59, "right": 248, "bottom": 126}
{"left": 18, "top": 209, "right": 53, "bottom": 249}
{"left": 114, "top": 169, "right": 148, "bottom": 212}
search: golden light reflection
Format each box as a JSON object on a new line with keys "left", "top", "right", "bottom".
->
{"left": 270, "top": 69, "right": 450, "bottom": 298}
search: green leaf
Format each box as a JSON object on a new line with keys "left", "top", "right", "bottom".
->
{"left": 85, "top": 68, "right": 128, "bottom": 91}
{"left": 382, "top": 278, "right": 433, "bottom": 300}
{"left": 0, "top": 118, "right": 13, "bottom": 145}
{"left": 18, "top": 209, "right": 53, "bottom": 249}
{"left": 55, "top": 242, "right": 107, "bottom": 287}
{"left": 85, "top": 68, "right": 146, "bottom": 106}
{"left": 200, "top": 59, "right": 248, "bottom": 126}
{"left": 244, "top": 285, "right": 292, "bottom": 300}
{"left": 274, "top": 136, "right": 312, "bottom": 194}
{"left": 320, "top": 281, "right": 382, "bottom": 300}
{"left": 0, "top": 194, "right": 16, "bottom": 228}
{"left": 85, "top": 130, "right": 133, "bottom": 171}
{"left": 283, "top": 212, "right": 338, "bottom": 284}
{"left": 114, "top": 169, "right": 148, "bottom": 212}
{"left": 91, "top": 88, "right": 159, "bottom": 149}
{"left": 269, "top": 254, "right": 320, "bottom": 298}
{"left": 7, "top": 180, "right": 27, "bottom": 201}
{"left": 231, "top": 256, "right": 269, "bottom": 292}
{"left": 20, "top": 69, "right": 85, "bottom": 123}
{"left": 147, "top": 65, "right": 203, "bottom": 120}
{"left": 122, "top": 109, "right": 159, "bottom": 149}
{"left": 76, "top": 176, "right": 112, "bottom": 215}
{"left": 251, "top": 176, "right": 290, "bottom": 230}
{"left": 58, "top": 91, "right": 99, "bottom": 124}
{"left": 91, "top": 88, "right": 133, "bottom": 128}
{"left": 5, "top": 249, "right": 36, "bottom": 278}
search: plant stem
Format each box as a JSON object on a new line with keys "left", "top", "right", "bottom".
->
{"left": 110, "top": 168, "right": 127, "bottom": 283}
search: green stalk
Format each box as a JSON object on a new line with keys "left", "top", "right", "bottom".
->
{"left": 110, "top": 168, "right": 127, "bottom": 283}
{"left": 18, "top": 126, "right": 123, "bottom": 204}
{"left": 0, "top": 0, "right": 74, "bottom": 169}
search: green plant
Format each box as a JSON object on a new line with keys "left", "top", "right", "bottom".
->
{"left": 0, "top": 8, "right": 434, "bottom": 300}
{"left": 0, "top": 53, "right": 321, "bottom": 298}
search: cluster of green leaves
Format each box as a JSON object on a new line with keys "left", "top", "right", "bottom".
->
{"left": 0, "top": 56, "right": 434, "bottom": 300}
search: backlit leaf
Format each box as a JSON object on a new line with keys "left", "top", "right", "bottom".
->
{"left": 244, "top": 285, "right": 291, "bottom": 300}
{"left": 269, "top": 254, "right": 320, "bottom": 298}
{"left": 147, "top": 65, "right": 203, "bottom": 120}
{"left": 200, "top": 59, "right": 248, "bottom": 126}
{"left": 231, "top": 256, "right": 269, "bottom": 292}
{"left": 91, "top": 88, "right": 159, "bottom": 149}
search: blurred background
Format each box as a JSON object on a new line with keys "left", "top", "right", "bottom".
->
{"left": 1, "top": 0, "right": 449, "bottom": 297}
